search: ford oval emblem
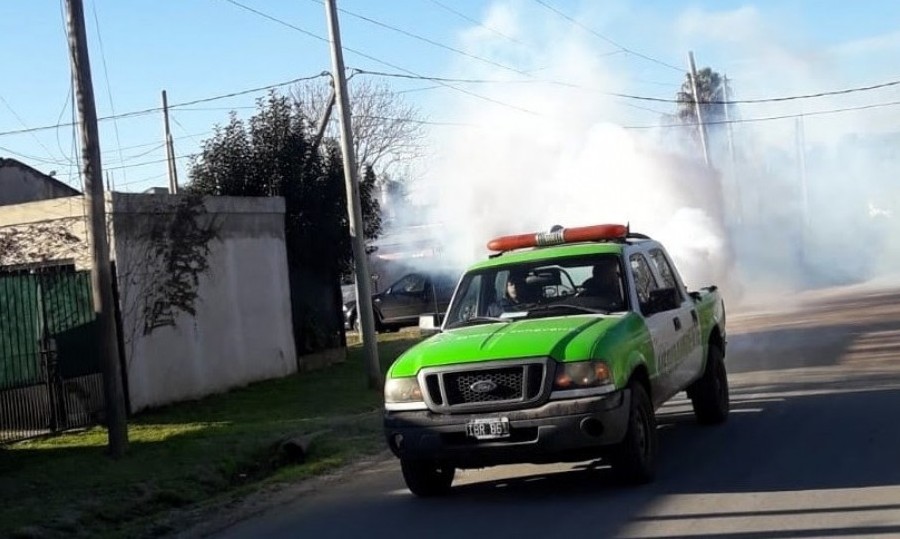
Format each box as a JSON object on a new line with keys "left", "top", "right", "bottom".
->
{"left": 470, "top": 379, "right": 497, "bottom": 393}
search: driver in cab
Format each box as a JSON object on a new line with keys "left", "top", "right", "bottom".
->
{"left": 487, "top": 272, "right": 533, "bottom": 317}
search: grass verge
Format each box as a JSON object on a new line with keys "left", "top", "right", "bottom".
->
{"left": 0, "top": 331, "right": 423, "bottom": 538}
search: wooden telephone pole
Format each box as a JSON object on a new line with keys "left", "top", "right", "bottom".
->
{"left": 161, "top": 90, "right": 179, "bottom": 194}
{"left": 64, "top": 0, "right": 129, "bottom": 457}
{"left": 324, "top": 0, "right": 382, "bottom": 389}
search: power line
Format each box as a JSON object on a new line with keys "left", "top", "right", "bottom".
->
{"left": 0, "top": 95, "right": 61, "bottom": 162}
{"left": 104, "top": 154, "right": 194, "bottom": 171}
{"left": 344, "top": 97, "right": 900, "bottom": 131}
{"left": 114, "top": 171, "right": 169, "bottom": 189}
{"left": 531, "top": 0, "right": 683, "bottom": 72}
{"left": 311, "top": 0, "right": 533, "bottom": 77}
{"left": 0, "top": 145, "right": 72, "bottom": 166}
{"left": 54, "top": 153, "right": 195, "bottom": 177}
{"left": 220, "top": 0, "right": 539, "bottom": 115}
{"left": 101, "top": 131, "right": 213, "bottom": 154}
{"left": 427, "top": 0, "right": 526, "bottom": 46}
{"left": 170, "top": 115, "right": 205, "bottom": 150}
{"left": 354, "top": 68, "right": 900, "bottom": 106}
{"left": 90, "top": 0, "right": 125, "bottom": 188}
{"left": 355, "top": 114, "right": 474, "bottom": 127}
{"left": 615, "top": 77, "right": 900, "bottom": 105}
{"left": 351, "top": 69, "right": 537, "bottom": 85}
{"left": 0, "top": 72, "right": 331, "bottom": 138}
{"left": 623, "top": 98, "right": 900, "bottom": 129}
{"left": 396, "top": 85, "right": 443, "bottom": 94}
{"left": 223, "top": 0, "right": 330, "bottom": 44}
{"left": 174, "top": 106, "right": 258, "bottom": 111}
{"left": 350, "top": 68, "right": 665, "bottom": 115}
{"left": 117, "top": 142, "right": 166, "bottom": 162}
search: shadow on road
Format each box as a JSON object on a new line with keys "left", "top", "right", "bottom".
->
{"left": 212, "top": 287, "right": 900, "bottom": 539}
{"left": 440, "top": 386, "right": 900, "bottom": 498}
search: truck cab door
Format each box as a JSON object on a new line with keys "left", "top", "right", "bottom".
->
{"left": 629, "top": 253, "right": 681, "bottom": 406}
{"left": 647, "top": 248, "right": 703, "bottom": 389}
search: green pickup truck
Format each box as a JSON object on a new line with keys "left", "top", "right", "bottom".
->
{"left": 383, "top": 225, "right": 728, "bottom": 497}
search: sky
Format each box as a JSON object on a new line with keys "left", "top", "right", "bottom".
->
{"left": 3, "top": 0, "right": 900, "bottom": 300}
{"left": 2, "top": 0, "right": 899, "bottom": 194}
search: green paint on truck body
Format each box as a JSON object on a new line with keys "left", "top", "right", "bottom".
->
{"left": 387, "top": 239, "right": 724, "bottom": 394}
{"left": 389, "top": 312, "right": 655, "bottom": 384}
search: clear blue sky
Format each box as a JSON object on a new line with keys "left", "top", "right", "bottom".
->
{"left": 1, "top": 0, "right": 898, "bottom": 193}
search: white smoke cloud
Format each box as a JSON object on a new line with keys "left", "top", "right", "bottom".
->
{"left": 386, "top": 1, "right": 900, "bottom": 308}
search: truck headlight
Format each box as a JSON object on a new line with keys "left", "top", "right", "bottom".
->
{"left": 384, "top": 377, "right": 425, "bottom": 410}
{"left": 553, "top": 361, "right": 611, "bottom": 390}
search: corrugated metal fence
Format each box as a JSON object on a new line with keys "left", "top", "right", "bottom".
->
{"left": 0, "top": 264, "right": 104, "bottom": 443}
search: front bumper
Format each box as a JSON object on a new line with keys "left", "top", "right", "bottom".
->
{"left": 383, "top": 390, "right": 631, "bottom": 468}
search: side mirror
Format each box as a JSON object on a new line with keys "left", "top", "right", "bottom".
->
{"left": 418, "top": 313, "right": 443, "bottom": 336}
{"left": 645, "top": 287, "right": 679, "bottom": 315}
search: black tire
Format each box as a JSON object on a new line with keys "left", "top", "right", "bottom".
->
{"left": 609, "top": 382, "right": 657, "bottom": 484}
{"left": 689, "top": 345, "right": 730, "bottom": 425}
{"left": 400, "top": 459, "right": 455, "bottom": 497}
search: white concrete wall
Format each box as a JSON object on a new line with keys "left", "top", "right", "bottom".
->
{"left": 111, "top": 194, "right": 297, "bottom": 412}
{"left": 0, "top": 193, "right": 298, "bottom": 412}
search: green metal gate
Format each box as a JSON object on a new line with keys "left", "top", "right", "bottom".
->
{"left": 0, "top": 264, "right": 104, "bottom": 443}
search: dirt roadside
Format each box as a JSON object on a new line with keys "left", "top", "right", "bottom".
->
{"left": 156, "top": 450, "right": 396, "bottom": 539}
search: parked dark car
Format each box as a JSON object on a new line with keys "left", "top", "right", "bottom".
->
{"left": 344, "top": 272, "right": 459, "bottom": 332}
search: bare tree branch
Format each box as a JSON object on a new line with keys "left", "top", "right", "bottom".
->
{"left": 292, "top": 78, "right": 425, "bottom": 183}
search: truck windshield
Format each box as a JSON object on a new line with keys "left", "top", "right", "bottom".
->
{"left": 444, "top": 254, "right": 628, "bottom": 329}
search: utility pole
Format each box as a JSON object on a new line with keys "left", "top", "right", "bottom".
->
{"left": 688, "top": 51, "right": 712, "bottom": 168}
{"left": 161, "top": 90, "right": 179, "bottom": 194}
{"left": 310, "top": 85, "right": 336, "bottom": 154}
{"left": 324, "top": 0, "right": 382, "bottom": 389}
{"left": 795, "top": 115, "right": 810, "bottom": 264}
{"left": 795, "top": 115, "right": 810, "bottom": 227}
{"left": 64, "top": 0, "right": 129, "bottom": 457}
{"left": 722, "top": 75, "right": 737, "bottom": 172}
{"left": 722, "top": 74, "right": 741, "bottom": 224}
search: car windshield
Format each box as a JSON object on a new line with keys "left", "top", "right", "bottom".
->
{"left": 444, "top": 254, "right": 628, "bottom": 329}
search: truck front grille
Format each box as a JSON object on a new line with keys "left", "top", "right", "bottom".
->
{"left": 421, "top": 360, "right": 548, "bottom": 412}
{"left": 445, "top": 367, "right": 523, "bottom": 405}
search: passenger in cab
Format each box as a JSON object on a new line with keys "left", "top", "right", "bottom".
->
{"left": 580, "top": 260, "right": 626, "bottom": 311}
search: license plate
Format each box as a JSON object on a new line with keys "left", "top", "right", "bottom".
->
{"left": 466, "top": 417, "right": 510, "bottom": 440}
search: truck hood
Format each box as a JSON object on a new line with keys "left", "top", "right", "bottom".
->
{"left": 389, "top": 314, "right": 627, "bottom": 377}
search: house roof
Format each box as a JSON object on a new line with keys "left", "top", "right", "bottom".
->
{"left": 0, "top": 157, "right": 81, "bottom": 196}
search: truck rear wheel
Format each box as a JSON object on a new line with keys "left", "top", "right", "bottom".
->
{"left": 609, "top": 382, "right": 657, "bottom": 484}
{"left": 689, "top": 345, "right": 730, "bottom": 425}
{"left": 400, "top": 459, "right": 455, "bottom": 497}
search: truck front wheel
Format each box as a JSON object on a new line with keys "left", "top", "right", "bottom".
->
{"left": 400, "top": 459, "right": 455, "bottom": 497}
{"left": 609, "top": 382, "right": 657, "bottom": 484}
{"left": 689, "top": 345, "right": 730, "bottom": 425}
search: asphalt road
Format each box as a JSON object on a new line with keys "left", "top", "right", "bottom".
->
{"left": 212, "top": 284, "right": 900, "bottom": 539}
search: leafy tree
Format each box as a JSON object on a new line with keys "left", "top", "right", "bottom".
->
{"left": 675, "top": 67, "right": 733, "bottom": 128}
{"left": 188, "top": 91, "right": 381, "bottom": 278}
{"left": 187, "top": 91, "right": 382, "bottom": 352}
